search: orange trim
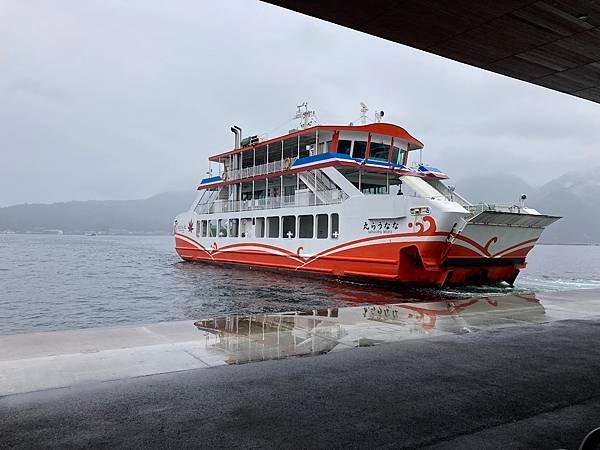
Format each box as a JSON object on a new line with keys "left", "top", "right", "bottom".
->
{"left": 491, "top": 238, "right": 538, "bottom": 257}
{"left": 301, "top": 266, "right": 334, "bottom": 274}
{"left": 402, "top": 142, "right": 409, "bottom": 165}
{"left": 213, "top": 241, "right": 304, "bottom": 260}
{"left": 175, "top": 233, "right": 533, "bottom": 286}
{"left": 198, "top": 255, "right": 299, "bottom": 270}
{"left": 365, "top": 133, "right": 372, "bottom": 160}
{"left": 452, "top": 234, "right": 493, "bottom": 257}
{"left": 174, "top": 233, "right": 211, "bottom": 252}
{"left": 318, "top": 255, "right": 398, "bottom": 264}
{"left": 177, "top": 223, "right": 539, "bottom": 269}
{"left": 332, "top": 131, "right": 339, "bottom": 153}
{"left": 342, "top": 270, "right": 399, "bottom": 280}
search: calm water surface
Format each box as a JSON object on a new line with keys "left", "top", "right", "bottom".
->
{"left": 1, "top": 234, "right": 599, "bottom": 335}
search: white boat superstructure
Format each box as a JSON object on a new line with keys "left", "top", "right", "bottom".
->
{"left": 175, "top": 108, "right": 559, "bottom": 287}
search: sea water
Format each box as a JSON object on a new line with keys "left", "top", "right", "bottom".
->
{"left": 0, "top": 234, "right": 599, "bottom": 335}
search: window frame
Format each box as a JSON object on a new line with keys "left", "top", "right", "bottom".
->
{"left": 352, "top": 140, "right": 368, "bottom": 159}
{"left": 267, "top": 216, "right": 280, "bottom": 238}
{"left": 282, "top": 215, "right": 296, "bottom": 239}
{"left": 229, "top": 218, "right": 239, "bottom": 237}
{"left": 337, "top": 139, "right": 352, "bottom": 155}
{"left": 218, "top": 218, "right": 228, "bottom": 237}
{"left": 316, "top": 214, "right": 328, "bottom": 239}
{"left": 298, "top": 214, "right": 314, "bottom": 239}
{"left": 255, "top": 217, "right": 265, "bottom": 238}
{"left": 331, "top": 213, "right": 340, "bottom": 239}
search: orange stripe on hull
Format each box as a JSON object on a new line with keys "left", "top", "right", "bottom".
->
{"left": 174, "top": 235, "right": 528, "bottom": 287}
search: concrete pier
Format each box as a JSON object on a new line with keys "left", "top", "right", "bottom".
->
{"left": 1, "top": 289, "right": 600, "bottom": 448}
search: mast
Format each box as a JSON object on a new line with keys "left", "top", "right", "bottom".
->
{"left": 294, "top": 102, "right": 316, "bottom": 129}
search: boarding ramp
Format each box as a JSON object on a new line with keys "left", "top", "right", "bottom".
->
{"left": 466, "top": 206, "right": 560, "bottom": 228}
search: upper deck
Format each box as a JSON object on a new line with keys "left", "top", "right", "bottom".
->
{"left": 199, "top": 123, "right": 445, "bottom": 190}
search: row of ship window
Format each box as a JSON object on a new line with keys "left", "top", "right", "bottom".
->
{"left": 198, "top": 213, "right": 340, "bottom": 239}
{"left": 337, "top": 139, "right": 405, "bottom": 164}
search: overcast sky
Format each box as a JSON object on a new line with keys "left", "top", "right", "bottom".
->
{"left": 2, "top": 0, "right": 600, "bottom": 207}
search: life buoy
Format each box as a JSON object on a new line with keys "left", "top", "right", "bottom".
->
{"left": 283, "top": 158, "right": 292, "bottom": 170}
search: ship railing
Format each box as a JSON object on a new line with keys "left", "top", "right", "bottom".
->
{"left": 465, "top": 203, "right": 525, "bottom": 215}
{"left": 223, "top": 158, "right": 297, "bottom": 182}
{"left": 195, "top": 189, "right": 347, "bottom": 214}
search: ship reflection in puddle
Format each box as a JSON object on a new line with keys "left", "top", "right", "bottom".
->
{"left": 194, "top": 294, "right": 546, "bottom": 365}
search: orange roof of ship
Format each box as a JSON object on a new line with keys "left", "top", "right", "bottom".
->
{"left": 209, "top": 122, "right": 424, "bottom": 162}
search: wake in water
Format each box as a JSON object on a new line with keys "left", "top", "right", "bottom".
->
{"left": 517, "top": 275, "right": 600, "bottom": 292}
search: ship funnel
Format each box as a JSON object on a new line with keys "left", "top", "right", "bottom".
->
{"left": 231, "top": 125, "right": 242, "bottom": 149}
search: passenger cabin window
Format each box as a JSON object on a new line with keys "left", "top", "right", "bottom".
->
{"left": 398, "top": 148, "right": 406, "bottom": 165}
{"left": 229, "top": 219, "right": 239, "bottom": 237}
{"left": 283, "top": 216, "right": 296, "bottom": 239}
{"left": 369, "top": 142, "right": 389, "bottom": 161}
{"left": 256, "top": 217, "right": 265, "bottom": 238}
{"left": 331, "top": 213, "right": 339, "bottom": 239}
{"left": 299, "top": 145, "right": 311, "bottom": 158}
{"left": 361, "top": 184, "right": 388, "bottom": 195}
{"left": 241, "top": 218, "right": 252, "bottom": 238}
{"left": 267, "top": 216, "right": 279, "bottom": 238}
{"left": 201, "top": 220, "right": 208, "bottom": 237}
{"left": 391, "top": 146, "right": 400, "bottom": 165}
{"left": 299, "top": 215, "right": 314, "bottom": 239}
{"left": 353, "top": 141, "right": 367, "bottom": 159}
{"left": 318, "top": 141, "right": 331, "bottom": 154}
{"left": 209, "top": 219, "right": 217, "bottom": 237}
{"left": 218, "top": 219, "right": 227, "bottom": 237}
{"left": 337, "top": 140, "right": 352, "bottom": 155}
{"left": 283, "top": 185, "right": 295, "bottom": 197}
{"left": 316, "top": 214, "right": 328, "bottom": 239}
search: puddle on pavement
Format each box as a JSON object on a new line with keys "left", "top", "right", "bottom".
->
{"left": 193, "top": 292, "right": 598, "bottom": 365}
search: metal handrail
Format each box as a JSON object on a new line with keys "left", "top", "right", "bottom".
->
{"left": 465, "top": 203, "right": 524, "bottom": 215}
{"left": 223, "top": 158, "right": 297, "bottom": 182}
{"left": 195, "top": 189, "right": 347, "bottom": 214}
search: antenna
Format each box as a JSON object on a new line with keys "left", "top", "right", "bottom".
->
{"left": 520, "top": 193, "right": 527, "bottom": 209}
{"left": 294, "top": 102, "right": 316, "bottom": 129}
{"left": 359, "top": 102, "right": 369, "bottom": 125}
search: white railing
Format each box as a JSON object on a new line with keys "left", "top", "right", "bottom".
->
{"left": 465, "top": 203, "right": 526, "bottom": 215}
{"left": 223, "top": 158, "right": 297, "bottom": 181}
{"left": 195, "top": 189, "right": 347, "bottom": 214}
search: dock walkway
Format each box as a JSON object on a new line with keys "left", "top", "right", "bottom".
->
{"left": 1, "top": 289, "right": 600, "bottom": 448}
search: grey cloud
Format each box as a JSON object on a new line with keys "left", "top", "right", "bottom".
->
{"left": 1, "top": 0, "right": 600, "bottom": 206}
{"left": 6, "top": 79, "right": 71, "bottom": 103}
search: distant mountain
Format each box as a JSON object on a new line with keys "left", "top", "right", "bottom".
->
{"left": 531, "top": 169, "right": 600, "bottom": 244}
{"left": 1, "top": 168, "right": 599, "bottom": 243}
{"left": 0, "top": 191, "right": 196, "bottom": 235}
{"left": 456, "top": 168, "right": 600, "bottom": 244}
{"left": 454, "top": 173, "right": 537, "bottom": 204}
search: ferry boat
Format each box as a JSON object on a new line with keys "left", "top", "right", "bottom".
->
{"left": 174, "top": 105, "right": 559, "bottom": 287}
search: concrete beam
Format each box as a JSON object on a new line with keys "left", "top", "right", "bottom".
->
{"left": 265, "top": 0, "right": 600, "bottom": 103}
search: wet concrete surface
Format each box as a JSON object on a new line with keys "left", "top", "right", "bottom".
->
{"left": 2, "top": 289, "right": 600, "bottom": 448}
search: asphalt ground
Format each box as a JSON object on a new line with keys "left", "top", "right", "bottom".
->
{"left": 2, "top": 318, "right": 600, "bottom": 449}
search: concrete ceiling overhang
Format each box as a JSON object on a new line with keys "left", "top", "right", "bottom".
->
{"left": 264, "top": 1, "right": 600, "bottom": 103}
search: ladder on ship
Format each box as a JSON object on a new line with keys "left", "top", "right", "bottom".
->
{"left": 298, "top": 169, "right": 337, "bottom": 204}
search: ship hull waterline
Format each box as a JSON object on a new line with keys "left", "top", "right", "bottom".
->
{"left": 174, "top": 232, "right": 531, "bottom": 288}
